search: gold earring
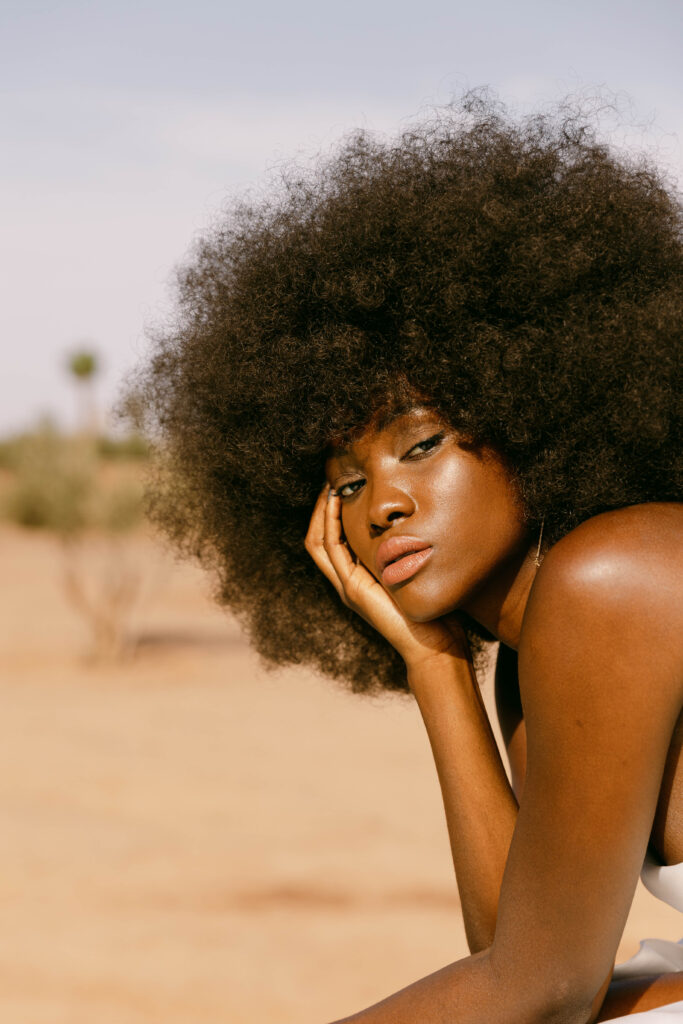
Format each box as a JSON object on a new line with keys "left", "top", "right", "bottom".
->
{"left": 533, "top": 518, "right": 545, "bottom": 568}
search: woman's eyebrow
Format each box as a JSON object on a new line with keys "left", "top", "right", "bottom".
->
{"left": 326, "top": 439, "right": 354, "bottom": 459}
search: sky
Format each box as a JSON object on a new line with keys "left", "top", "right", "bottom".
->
{"left": 1, "top": 0, "right": 681, "bottom": 434}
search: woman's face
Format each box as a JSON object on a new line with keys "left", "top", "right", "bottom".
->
{"left": 325, "top": 407, "right": 533, "bottom": 624}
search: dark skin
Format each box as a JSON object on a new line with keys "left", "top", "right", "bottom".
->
{"left": 305, "top": 407, "right": 683, "bottom": 1024}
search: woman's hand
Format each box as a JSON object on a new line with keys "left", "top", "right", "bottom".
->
{"left": 305, "top": 485, "right": 468, "bottom": 669}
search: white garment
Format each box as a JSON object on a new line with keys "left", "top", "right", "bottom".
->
{"left": 605, "top": 855, "right": 683, "bottom": 1022}
{"left": 606, "top": 1005, "right": 683, "bottom": 1022}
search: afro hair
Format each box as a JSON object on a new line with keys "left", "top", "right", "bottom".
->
{"left": 134, "top": 94, "right": 682, "bottom": 694}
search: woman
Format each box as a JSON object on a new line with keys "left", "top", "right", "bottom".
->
{"left": 136, "top": 95, "right": 682, "bottom": 1022}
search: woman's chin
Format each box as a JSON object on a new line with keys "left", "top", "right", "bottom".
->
{"left": 393, "top": 589, "right": 460, "bottom": 624}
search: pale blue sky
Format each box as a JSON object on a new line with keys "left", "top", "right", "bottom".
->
{"left": 1, "top": 0, "right": 681, "bottom": 433}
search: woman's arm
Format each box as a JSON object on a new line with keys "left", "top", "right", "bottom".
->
{"left": 492, "top": 649, "right": 683, "bottom": 1021}
{"left": 408, "top": 647, "right": 520, "bottom": 952}
{"left": 321, "top": 520, "right": 683, "bottom": 1024}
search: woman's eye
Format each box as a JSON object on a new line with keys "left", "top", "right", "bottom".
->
{"left": 335, "top": 479, "right": 365, "bottom": 498}
{"left": 403, "top": 432, "right": 444, "bottom": 459}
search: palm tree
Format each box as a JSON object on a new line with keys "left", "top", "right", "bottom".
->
{"left": 67, "top": 348, "right": 99, "bottom": 435}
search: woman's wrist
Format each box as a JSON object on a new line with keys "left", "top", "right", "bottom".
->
{"left": 404, "top": 640, "right": 474, "bottom": 687}
{"left": 400, "top": 615, "right": 471, "bottom": 671}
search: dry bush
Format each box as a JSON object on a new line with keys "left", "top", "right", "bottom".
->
{"left": 0, "top": 425, "right": 149, "bottom": 662}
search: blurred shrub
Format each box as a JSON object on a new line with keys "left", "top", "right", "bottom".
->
{"left": 0, "top": 426, "right": 145, "bottom": 534}
{"left": 0, "top": 427, "right": 92, "bottom": 531}
{"left": 96, "top": 433, "right": 149, "bottom": 460}
{"left": 0, "top": 425, "right": 149, "bottom": 660}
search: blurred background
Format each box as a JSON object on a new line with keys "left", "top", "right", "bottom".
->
{"left": 1, "top": 1, "right": 681, "bottom": 1021}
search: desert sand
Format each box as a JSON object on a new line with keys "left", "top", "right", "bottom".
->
{"left": 1, "top": 524, "right": 680, "bottom": 1023}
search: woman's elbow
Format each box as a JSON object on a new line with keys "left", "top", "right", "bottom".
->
{"left": 522, "top": 985, "right": 595, "bottom": 1024}
{"left": 546, "top": 1000, "right": 595, "bottom": 1024}
{"left": 488, "top": 952, "right": 600, "bottom": 1024}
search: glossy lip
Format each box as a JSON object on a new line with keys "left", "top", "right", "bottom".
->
{"left": 375, "top": 536, "right": 433, "bottom": 586}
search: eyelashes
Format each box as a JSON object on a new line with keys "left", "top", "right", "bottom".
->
{"left": 405, "top": 431, "right": 444, "bottom": 458}
{"left": 332, "top": 431, "right": 445, "bottom": 498}
{"left": 335, "top": 479, "right": 364, "bottom": 498}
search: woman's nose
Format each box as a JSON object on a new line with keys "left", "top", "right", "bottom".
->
{"left": 367, "top": 481, "right": 415, "bottom": 536}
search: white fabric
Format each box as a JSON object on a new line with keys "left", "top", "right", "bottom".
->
{"left": 642, "top": 857, "right": 683, "bottom": 914}
{"left": 606, "top": 856, "right": 683, "bottom": 1021}
{"left": 605, "top": 1003, "right": 683, "bottom": 1023}
{"left": 612, "top": 938, "right": 683, "bottom": 980}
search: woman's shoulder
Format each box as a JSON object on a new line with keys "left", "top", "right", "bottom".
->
{"left": 522, "top": 503, "right": 683, "bottom": 673}
{"left": 539, "top": 502, "right": 681, "bottom": 591}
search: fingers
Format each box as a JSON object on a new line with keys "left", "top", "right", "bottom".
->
{"left": 305, "top": 485, "right": 345, "bottom": 597}
{"left": 323, "top": 489, "right": 358, "bottom": 583}
{"left": 304, "top": 484, "right": 328, "bottom": 555}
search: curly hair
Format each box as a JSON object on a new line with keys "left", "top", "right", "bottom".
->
{"left": 134, "top": 94, "right": 682, "bottom": 694}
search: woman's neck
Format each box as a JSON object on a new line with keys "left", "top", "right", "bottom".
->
{"left": 461, "top": 543, "right": 540, "bottom": 650}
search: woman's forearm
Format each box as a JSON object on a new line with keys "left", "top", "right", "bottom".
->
{"left": 407, "top": 650, "right": 519, "bottom": 952}
{"left": 326, "top": 947, "right": 587, "bottom": 1024}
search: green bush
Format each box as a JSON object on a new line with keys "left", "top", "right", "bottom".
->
{"left": 0, "top": 427, "right": 144, "bottom": 534}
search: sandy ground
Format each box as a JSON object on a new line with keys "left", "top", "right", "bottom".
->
{"left": 1, "top": 524, "right": 680, "bottom": 1023}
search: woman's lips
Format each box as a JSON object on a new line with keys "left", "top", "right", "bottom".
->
{"left": 381, "top": 547, "right": 433, "bottom": 585}
{"left": 376, "top": 537, "right": 433, "bottom": 586}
